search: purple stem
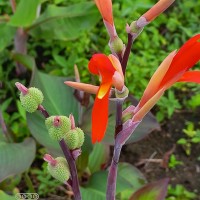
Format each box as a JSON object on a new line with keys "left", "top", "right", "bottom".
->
{"left": 59, "top": 140, "right": 82, "bottom": 200}
{"left": 115, "top": 100, "right": 123, "bottom": 136}
{"left": 106, "top": 144, "right": 122, "bottom": 200}
{"left": 0, "top": 110, "right": 12, "bottom": 142}
{"left": 37, "top": 105, "right": 82, "bottom": 200}
{"left": 121, "top": 33, "right": 134, "bottom": 75}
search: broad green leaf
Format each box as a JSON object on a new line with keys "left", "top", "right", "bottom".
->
{"left": 0, "top": 191, "right": 15, "bottom": 200}
{"left": 81, "top": 96, "right": 160, "bottom": 145}
{"left": 26, "top": 67, "right": 79, "bottom": 155}
{"left": 9, "top": 0, "right": 40, "bottom": 27}
{"left": 0, "top": 138, "right": 36, "bottom": 182}
{"left": 117, "top": 163, "right": 146, "bottom": 199}
{"left": 11, "top": 53, "right": 36, "bottom": 70}
{"left": 29, "top": 2, "right": 100, "bottom": 40}
{"left": 0, "top": 23, "right": 15, "bottom": 51}
{"left": 129, "top": 178, "right": 169, "bottom": 200}
{"left": 81, "top": 163, "right": 146, "bottom": 200}
{"left": 88, "top": 143, "right": 110, "bottom": 174}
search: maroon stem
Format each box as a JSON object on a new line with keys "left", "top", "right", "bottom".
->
{"left": 121, "top": 33, "right": 134, "bottom": 75}
{"left": 59, "top": 140, "right": 82, "bottom": 200}
{"left": 0, "top": 110, "right": 12, "bottom": 142}
{"left": 9, "top": 0, "right": 16, "bottom": 13}
{"left": 37, "top": 106, "right": 82, "bottom": 200}
{"left": 106, "top": 144, "right": 122, "bottom": 200}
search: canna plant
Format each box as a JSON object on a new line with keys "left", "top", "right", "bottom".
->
{"left": 11, "top": 0, "right": 200, "bottom": 200}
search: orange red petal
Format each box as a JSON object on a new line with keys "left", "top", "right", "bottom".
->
{"left": 178, "top": 71, "right": 200, "bottom": 84}
{"left": 94, "top": 0, "right": 113, "bottom": 25}
{"left": 92, "top": 88, "right": 110, "bottom": 143}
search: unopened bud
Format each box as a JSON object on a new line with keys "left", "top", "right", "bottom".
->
{"left": 110, "top": 37, "right": 124, "bottom": 55}
{"left": 20, "top": 87, "right": 44, "bottom": 113}
{"left": 45, "top": 156, "right": 70, "bottom": 183}
{"left": 128, "top": 21, "right": 144, "bottom": 36}
{"left": 64, "top": 127, "right": 85, "bottom": 150}
{"left": 45, "top": 116, "right": 71, "bottom": 141}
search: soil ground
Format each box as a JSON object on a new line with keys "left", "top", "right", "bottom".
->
{"left": 120, "top": 109, "right": 200, "bottom": 199}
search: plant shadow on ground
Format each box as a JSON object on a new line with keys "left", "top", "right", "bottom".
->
{"left": 120, "top": 108, "right": 200, "bottom": 199}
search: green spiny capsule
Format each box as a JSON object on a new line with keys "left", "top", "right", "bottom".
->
{"left": 45, "top": 116, "right": 71, "bottom": 141}
{"left": 20, "top": 87, "right": 44, "bottom": 113}
{"left": 64, "top": 129, "right": 79, "bottom": 150}
{"left": 47, "top": 157, "right": 70, "bottom": 183}
{"left": 76, "top": 128, "right": 85, "bottom": 148}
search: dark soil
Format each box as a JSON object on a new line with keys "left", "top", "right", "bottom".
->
{"left": 120, "top": 109, "right": 200, "bottom": 199}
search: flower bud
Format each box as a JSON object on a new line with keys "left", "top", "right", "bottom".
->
{"left": 110, "top": 37, "right": 124, "bottom": 55}
{"left": 45, "top": 116, "right": 71, "bottom": 141}
{"left": 20, "top": 87, "right": 44, "bottom": 113}
{"left": 128, "top": 21, "right": 144, "bottom": 36}
{"left": 64, "top": 127, "right": 85, "bottom": 150}
{"left": 115, "top": 86, "right": 129, "bottom": 99}
{"left": 46, "top": 156, "right": 70, "bottom": 183}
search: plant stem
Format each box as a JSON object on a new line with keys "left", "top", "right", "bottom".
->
{"left": 121, "top": 33, "right": 134, "bottom": 75}
{"left": 59, "top": 139, "right": 82, "bottom": 200}
{"left": 106, "top": 143, "right": 122, "bottom": 200}
{"left": 9, "top": 0, "right": 16, "bottom": 13}
{"left": 24, "top": 171, "right": 36, "bottom": 193}
{"left": 0, "top": 110, "right": 12, "bottom": 142}
{"left": 115, "top": 100, "right": 123, "bottom": 136}
{"left": 37, "top": 105, "right": 82, "bottom": 200}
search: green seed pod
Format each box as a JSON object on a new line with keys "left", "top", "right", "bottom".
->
{"left": 45, "top": 116, "right": 71, "bottom": 141}
{"left": 64, "top": 129, "right": 79, "bottom": 150}
{"left": 110, "top": 37, "right": 124, "bottom": 54}
{"left": 115, "top": 86, "right": 129, "bottom": 99}
{"left": 47, "top": 157, "right": 70, "bottom": 183}
{"left": 20, "top": 87, "right": 44, "bottom": 113}
{"left": 122, "top": 112, "right": 134, "bottom": 123}
{"left": 76, "top": 128, "right": 85, "bottom": 148}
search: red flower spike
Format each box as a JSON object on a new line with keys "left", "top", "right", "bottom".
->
{"left": 88, "top": 54, "right": 124, "bottom": 143}
{"left": 134, "top": 34, "right": 200, "bottom": 122}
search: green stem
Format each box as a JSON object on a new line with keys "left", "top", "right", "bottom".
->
{"left": 24, "top": 171, "right": 36, "bottom": 193}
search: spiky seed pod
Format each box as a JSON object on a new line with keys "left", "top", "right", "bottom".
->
{"left": 20, "top": 87, "right": 44, "bottom": 113}
{"left": 64, "top": 129, "right": 79, "bottom": 150}
{"left": 76, "top": 128, "right": 85, "bottom": 148}
{"left": 45, "top": 116, "right": 71, "bottom": 141}
{"left": 47, "top": 157, "right": 70, "bottom": 183}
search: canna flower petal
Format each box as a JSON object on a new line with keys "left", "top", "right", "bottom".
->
{"left": 136, "top": 50, "right": 176, "bottom": 111}
{"left": 88, "top": 53, "right": 124, "bottom": 143}
{"left": 158, "top": 34, "right": 200, "bottom": 89}
{"left": 178, "top": 71, "right": 200, "bottom": 84}
{"left": 134, "top": 34, "right": 200, "bottom": 121}
{"left": 141, "top": 0, "right": 175, "bottom": 23}
{"left": 92, "top": 87, "right": 110, "bottom": 143}
{"left": 65, "top": 81, "right": 99, "bottom": 95}
{"left": 94, "top": 0, "right": 113, "bottom": 25}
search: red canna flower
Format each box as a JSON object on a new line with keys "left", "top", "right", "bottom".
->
{"left": 133, "top": 34, "right": 200, "bottom": 121}
{"left": 66, "top": 54, "right": 124, "bottom": 143}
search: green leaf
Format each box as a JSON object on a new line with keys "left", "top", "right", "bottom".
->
{"left": 29, "top": 2, "right": 100, "bottom": 40}
{"left": 0, "top": 23, "right": 15, "bottom": 51}
{"left": 129, "top": 178, "right": 169, "bottom": 200}
{"left": 9, "top": 0, "right": 40, "bottom": 27}
{"left": 26, "top": 67, "right": 79, "bottom": 155}
{"left": 11, "top": 53, "right": 36, "bottom": 70}
{"left": 88, "top": 143, "right": 110, "bottom": 174}
{"left": 0, "top": 138, "right": 36, "bottom": 182}
{"left": 81, "top": 163, "right": 146, "bottom": 200}
{"left": 81, "top": 96, "right": 160, "bottom": 145}
{"left": 0, "top": 191, "right": 15, "bottom": 200}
